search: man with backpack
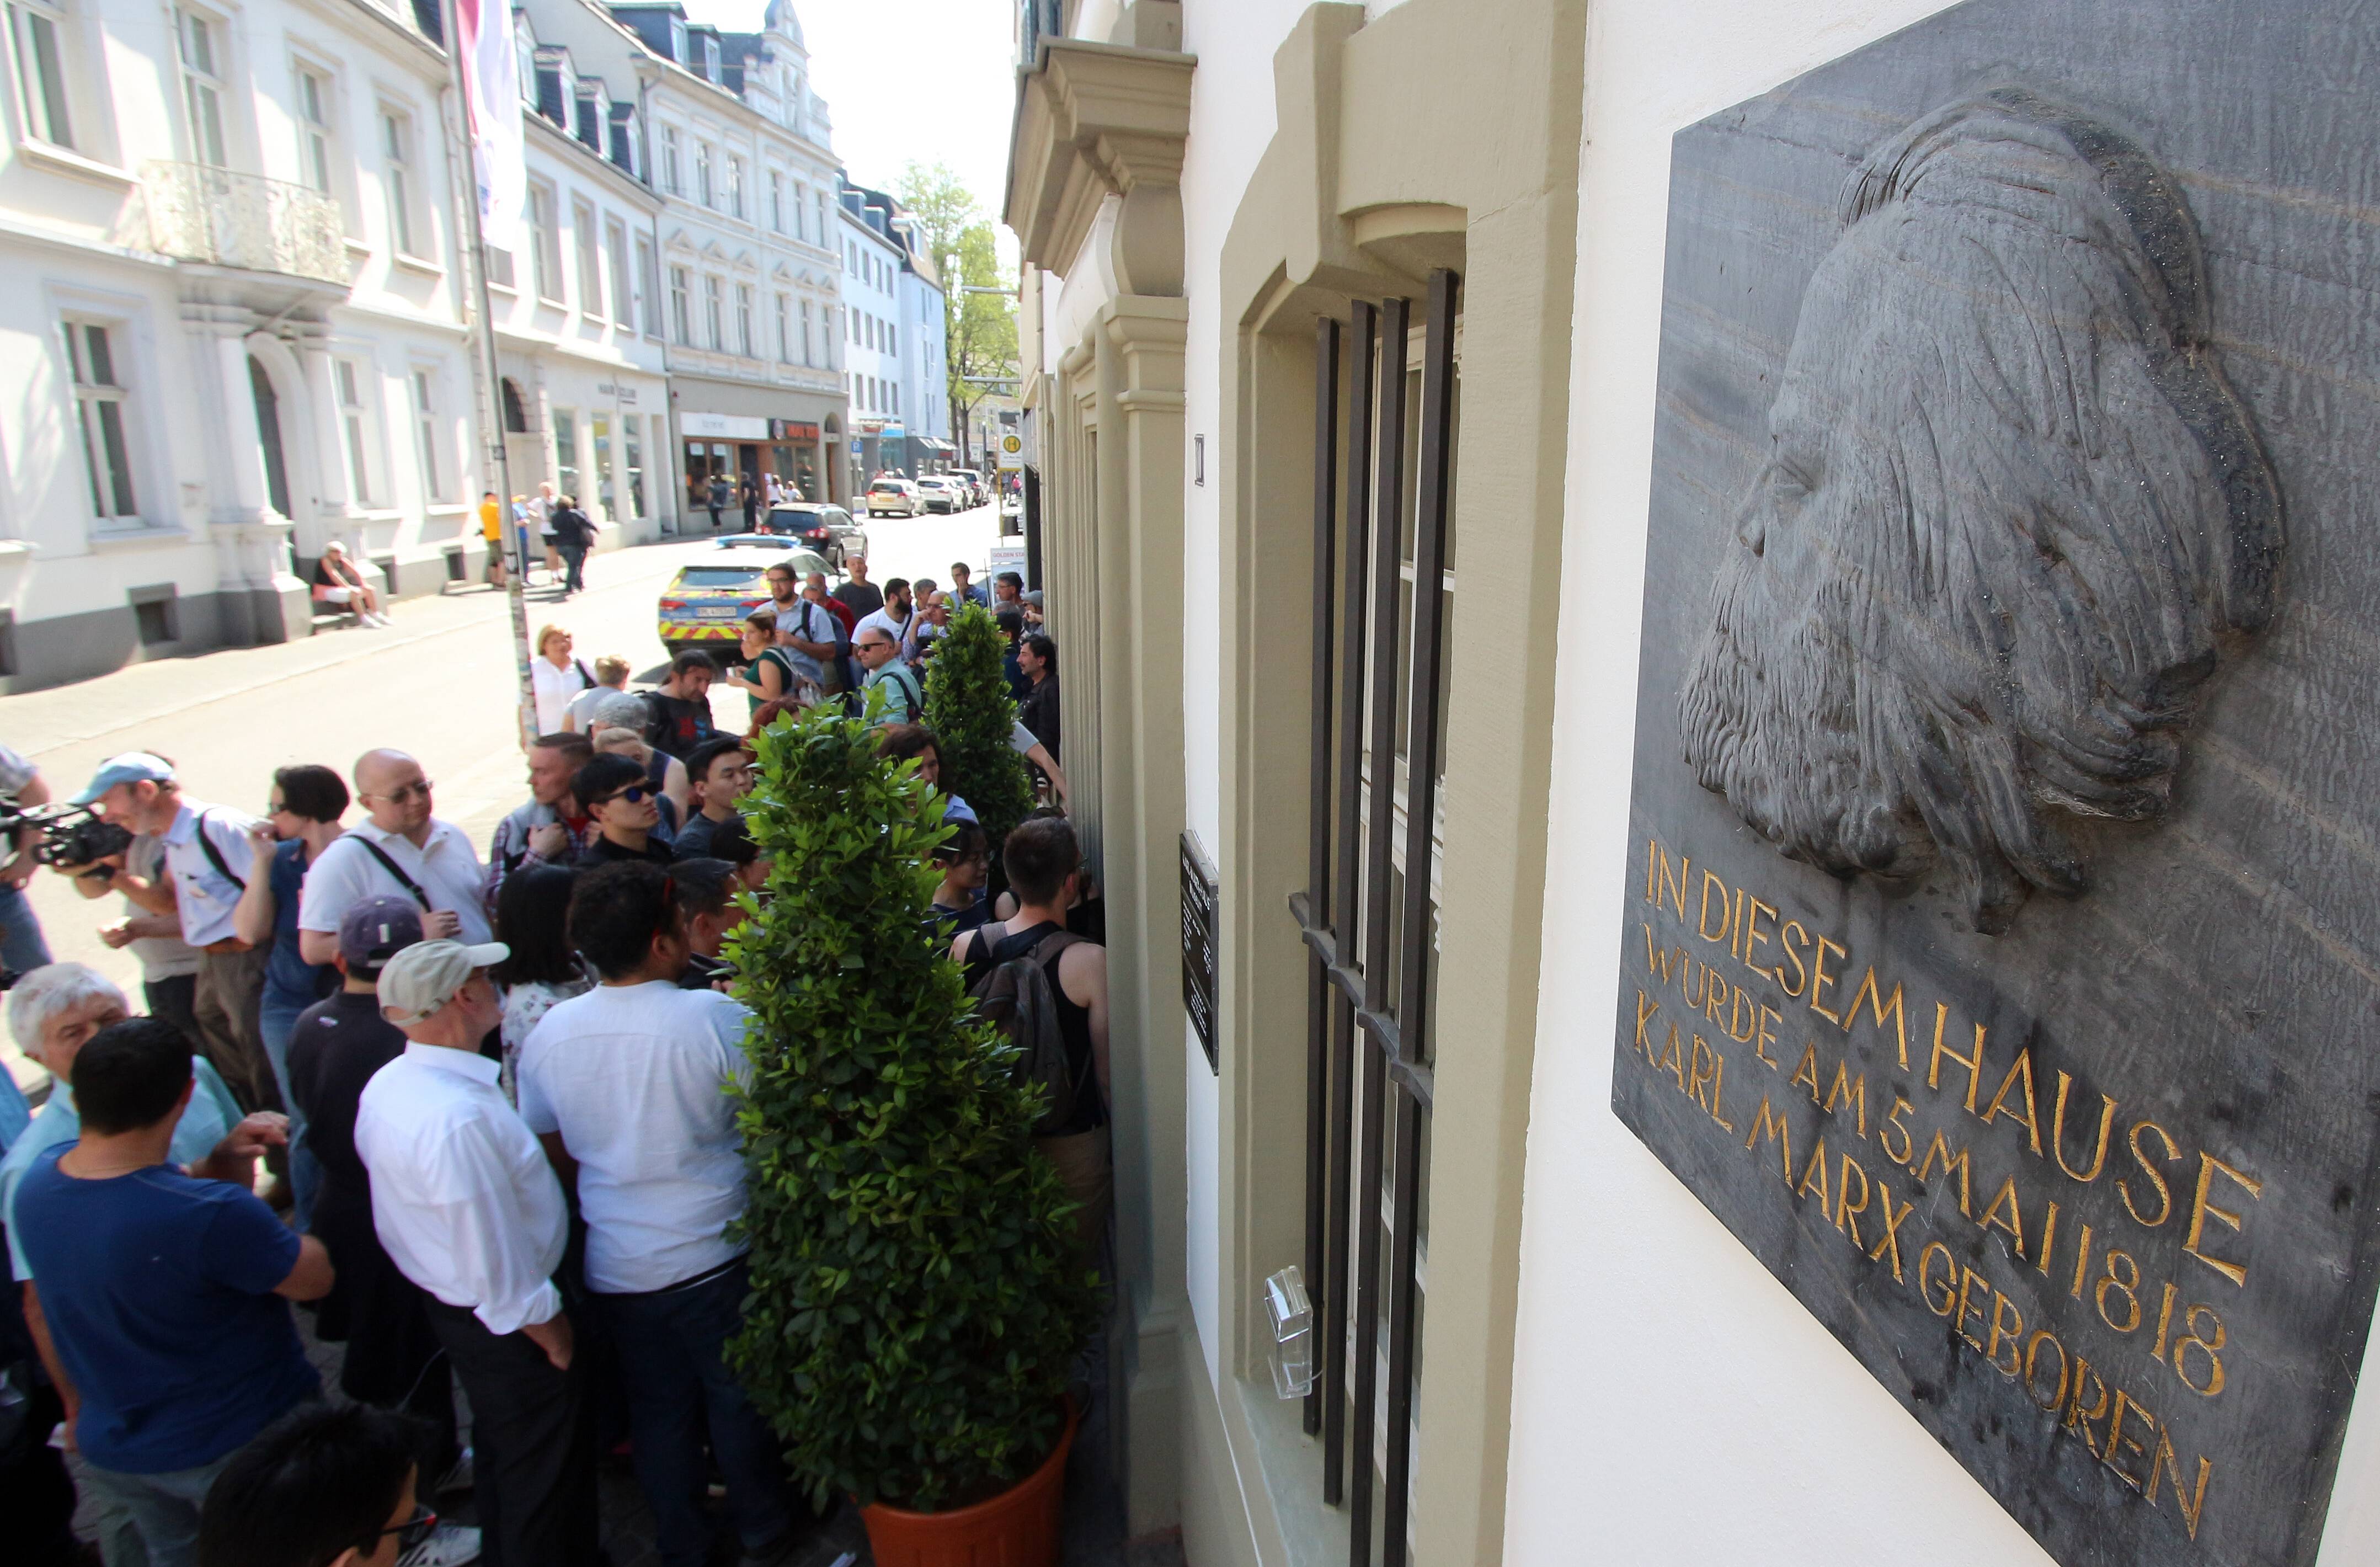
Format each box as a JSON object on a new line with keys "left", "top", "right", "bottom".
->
{"left": 951, "top": 818, "right": 1109, "bottom": 1268}
{"left": 855, "top": 628, "right": 921, "bottom": 724}
{"left": 548, "top": 494, "right": 596, "bottom": 595}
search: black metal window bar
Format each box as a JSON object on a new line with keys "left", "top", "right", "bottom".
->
{"left": 1291, "top": 268, "right": 1459, "bottom": 1567}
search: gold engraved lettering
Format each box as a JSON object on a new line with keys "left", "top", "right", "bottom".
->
{"left": 2036, "top": 1201, "right": 2059, "bottom": 1277}
{"left": 1919, "top": 1241, "right": 1957, "bottom": 1315}
{"left": 1869, "top": 1186, "right": 1915, "bottom": 1282}
{"left": 1705, "top": 1049, "right": 1736, "bottom": 1132}
{"left": 1927, "top": 1004, "right": 1987, "bottom": 1113}
{"left": 1835, "top": 1154, "right": 1870, "bottom": 1249}
{"left": 1808, "top": 935, "right": 1849, "bottom": 1024}
{"left": 1634, "top": 990, "right": 1660, "bottom": 1056}
{"left": 1727, "top": 986, "right": 1759, "bottom": 1044}
{"left": 1978, "top": 1175, "right": 2028, "bottom": 1261}
{"left": 2146, "top": 1427, "right": 2214, "bottom": 1540}
{"left": 1639, "top": 924, "right": 1677, "bottom": 984}
{"left": 2103, "top": 1390, "right": 2155, "bottom": 1492}
{"left": 1755, "top": 1005, "right": 1781, "bottom": 1069}
{"left": 1744, "top": 1095, "right": 1795, "bottom": 1184}
{"left": 2070, "top": 1223, "right": 2095, "bottom": 1300}
{"left": 1980, "top": 1049, "right": 2043, "bottom": 1155}
{"left": 1797, "top": 1136, "right": 1833, "bottom": 1214}
{"left": 2149, "top": 1281, "right": 2178, "bottom": 1362}
{"left": 1686, "top": 1036, "right": 1720, "bottom": 1113}
{"left": 1644, "top": 839, "right": 1660, "bottom": 905}
{"left": 2023, "top": 1329, "right": 2070, "bottom": 1413}
{"left": 2183, "top": 1153, "right": 2262, "bottom": 1288}
{"left": 1986, "top": 1289, "right": 2026, "bottom": 1377}
{"left": 2063, "top": 1357, "right": 2111, "bottom": 1448}
{"left": 1879, "top": 1096, "right": 1917, "bottom": 1167}
{"left": 2173, "top": 1305, "right": 2227, "bottom": 1397}
{"left": 1699, "top": 870, "right": 1733, "bottom": 944}
{"left": 1954, "top": 1266, "right": 1989, "bottom": 1351}
{"left": 1823, "top": 1062, "right": 1869, "bottom": 1138}
{"left": 1775, "top": 920, "right": 1810, "bottom": 998}
{"left": 1790, "top": 1043, "right": 1823, "bottom": 1105}
{"left": 1842, "top": 966, "right": 1910, "bottom": 1069}
{"left": 2118, "top": 1121, "right": 2181, "bottom": 1229}
{"left": 1743, "top": 896, "right": 1780, "bottom": 973}
{"left": 1731, "top": 887, "right": 1748, "bottom": 961}
{"left": 1655, "top": 1024, "right": 1687, "bottom": 1093}
{"left": 1915, "top": 1130, "right": 1975, "bottom": 1219}
{"left": 1680, "top": 958, "right": 1706, "bottom": 1011}
{"left": 2096, "top": 1249, "right": 2143, "bottom": 1334}
{"left": 2051, "top": 1072, "right": 2118, "bottom": 1183}
{"left": 1701, "top": 971, "right": 1731, "bottom": 1026}
{"left": 1655, "top": 844, "right": 1690, "bottom": 923}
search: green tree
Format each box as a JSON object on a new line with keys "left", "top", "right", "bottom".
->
{"left": 898, "top": 162, "right": 1018, "bottom": 466}
{"left": 925, "top": 602, "right": 1037, "bottom": 856}
{"left": 725, "top": 700, "right": 1093, "bottom": 1511}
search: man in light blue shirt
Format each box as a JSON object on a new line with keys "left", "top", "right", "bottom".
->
{"left": 0, "top": 964, "right": 281, "bottom": 1281}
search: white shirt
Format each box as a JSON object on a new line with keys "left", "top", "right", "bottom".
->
{"left": 125, "top": 833, "right": 200, "bottom": 981}
{"left": 161, "top": 800, "right": 263, "bottom": 947}
{"left": 356, "top": 1043, "right": 567, "bottom": 1335}
{"left": 516, "top": 982, "right": 753, "bottom": 1294}
{"left": 562, "top": 682, "right": 623, "bottom": 732}
{"left": 298, "top": 818, "right": 492, "bottom": 944}
{"left": 855, "top": 606, "right": 913, "bottom": 648}
{"left": 530, "top": 656, "right": 590, "bottom": 734}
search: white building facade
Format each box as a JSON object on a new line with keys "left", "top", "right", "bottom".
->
{"left": 496, "top": 1, "right": 669, "bottom": 546}
{"left": 0, "top": 0, "right": 482, "bottom": 690}
{"left": 836, "top": 178, "right": 903, "bottom": 487}
{"left": 591, "top": 0, "right": 848, "bottom": 515}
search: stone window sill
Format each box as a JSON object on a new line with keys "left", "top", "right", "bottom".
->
{"left": 17, "top": 139, "right": 138, "bottom": 191}
{"left": 392, "top": 252, "right": 446, "bottom": 280}
{"left": 86, "top": 525, "right": 193, "bottom": 552}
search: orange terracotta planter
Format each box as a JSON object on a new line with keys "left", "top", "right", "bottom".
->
{"left": 857, "top": 1400, "right": 1079, "bottom": 1567}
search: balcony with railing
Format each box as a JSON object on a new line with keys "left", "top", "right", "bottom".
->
{"left": 143, "top": 162, "right": 346, "bottom": 285}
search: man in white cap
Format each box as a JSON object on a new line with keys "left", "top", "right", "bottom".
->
{"left": 355, "top": 938, "right": 595, "bottom": 1567}
{"left": 78, "top": 752, "right": 276, "bottom": 1113}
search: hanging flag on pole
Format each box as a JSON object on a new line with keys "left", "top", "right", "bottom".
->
{"left": 457, "top": 0, "right": 525, "bottom": 255}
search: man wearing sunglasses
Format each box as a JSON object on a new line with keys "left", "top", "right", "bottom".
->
{"left": 297, "top": 751, "right": 490, "bottom": 968}
{"left": 199, "top": 1400, "right": 478, "bottom": 1566}
{"left": 572, "top": 754, "right": 675, "bottom": 867}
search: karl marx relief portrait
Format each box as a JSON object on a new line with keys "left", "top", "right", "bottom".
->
{"left": 1679, "top": 87, "right": 2282, "bottom": 935}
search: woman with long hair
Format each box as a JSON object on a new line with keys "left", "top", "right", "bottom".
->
{"left": 490, "top": 863, "right": 593, "bottom": 1102}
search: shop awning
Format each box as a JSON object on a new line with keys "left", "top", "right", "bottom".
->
{"left": 918, "top": 438, "right": 957, "bottom": 454}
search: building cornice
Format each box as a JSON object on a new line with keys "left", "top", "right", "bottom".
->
{"left": 526, "top": 115, "right": 662, "bottom": 210}
{"left": 1003, "top": 37, "right": 1194, "bottom": 278}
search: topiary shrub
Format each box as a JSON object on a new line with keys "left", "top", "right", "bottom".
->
{"left": 924, "top": 601, "right": 1037, "bottom": 854}
{"left": 725, "top": 698, "right": 1096, "bottom": 1512}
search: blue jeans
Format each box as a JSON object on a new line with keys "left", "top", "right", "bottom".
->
{"left": 76, "top": 1451, "right": 237, "bottom": 1567}
{"left": 258, "top": 992, "right": 319, "bottom": 1229}
{"left": 594, "top": 1257, "right": 792, "bottom": 1567}
{"left": 559, "top": 543, "right": 588, "bottom": 592}
{"left": 0, "top": 882, "right": 51, "bottom": 977}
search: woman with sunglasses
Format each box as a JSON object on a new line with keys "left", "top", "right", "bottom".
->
{"left": 571, "top": 754, "right": 676, "bottom": 866}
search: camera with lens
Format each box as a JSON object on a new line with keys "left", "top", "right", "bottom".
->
{"left": 0, "top": 798, "right": 135, "bottom": 877}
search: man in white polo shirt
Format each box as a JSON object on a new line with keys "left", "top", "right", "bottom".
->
{"left": 517, "top": 861, "right": 792, "bottom": 1566}
{"left": 79, "top": 752, "right": 277, "bottom": 1112}
{"left": 297, "top": 750, "right": 489, "bottom": 967}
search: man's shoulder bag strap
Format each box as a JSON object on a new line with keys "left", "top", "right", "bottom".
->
{"left": 193, "top": 810, "right": 247, "bottom": 893}
{"left": 354, "top": 836, "right": 434, "bottom": 909}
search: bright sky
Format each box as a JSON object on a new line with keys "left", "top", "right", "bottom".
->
{"left": 676, "top": 0, "right": 1018, "bottom": 245}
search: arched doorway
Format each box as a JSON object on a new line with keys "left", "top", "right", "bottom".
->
{"left": 248, "top": 355, "right": 291, "bottom": 519}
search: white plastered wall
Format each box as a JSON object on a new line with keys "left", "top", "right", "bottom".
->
{"left": 1507, "top": 2, "right": 2380, "bottom": 1564}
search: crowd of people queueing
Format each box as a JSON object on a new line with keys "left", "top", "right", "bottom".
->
{"left": 0, "top": 589, "right": 1097, "bottom": 1567}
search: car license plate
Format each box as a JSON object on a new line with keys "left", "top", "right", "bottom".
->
{"left": 697, "top": 606, "right": 739, "bottom": 619}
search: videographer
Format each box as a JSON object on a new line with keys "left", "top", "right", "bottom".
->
{"left": 72, "top": 754, "right": 278, "bottom": 1116}
{"left": 56, "top": 823, "right": 204, "bottom": 1051}
{"left": 0, "top": 743, "right": 56, "bottom": 976}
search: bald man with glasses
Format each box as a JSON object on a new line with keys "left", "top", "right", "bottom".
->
{"left": 297, "top": 751, "right": 489, "bottom": 967}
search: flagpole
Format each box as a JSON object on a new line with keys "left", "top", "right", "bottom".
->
{"left": 442, "top": 0, "right": 537, "bottom": 751}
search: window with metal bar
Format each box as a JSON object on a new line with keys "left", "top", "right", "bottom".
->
{"left": 12, "top": 0, "right": 74, "bottom": 148}
{"left": 177, "top": 9, "right": 226, "bottom": 167}
{"left": 62, "top": 317, "right": 135, "bottom": 520}
{"left": 1292, "top": 270, "right": 1461, "bottom": 1567}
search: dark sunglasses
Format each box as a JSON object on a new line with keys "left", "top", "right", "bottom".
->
{"left": 381, "top": 1502, "right": 439, "bottom": 1553}
{"left": 593, "top": 785, "right": 654, "bottom": 808}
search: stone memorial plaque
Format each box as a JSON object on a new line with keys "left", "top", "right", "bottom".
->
{"left": 1182, "top": 830, "right": 1219, "bottom": 1073}
{"left": 1610, "top": 4, "right": 2380, "bottom": 1565}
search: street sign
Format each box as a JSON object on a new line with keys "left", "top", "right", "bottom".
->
{"left": 1181, "top": 831, "right": 1219, "bottom": 1073}
{"left": 987, "top": 543, "right": 1027, "bottom": 586}
{"left": 996, "top": 432, "right": 1023, "bottom": 474}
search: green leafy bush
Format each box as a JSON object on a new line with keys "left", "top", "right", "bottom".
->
{"left": 924, "top": 602, "right": 1037, "bottom": 854}
{"left": 725, "top": 700, "right": 1095, "bottom": 1512}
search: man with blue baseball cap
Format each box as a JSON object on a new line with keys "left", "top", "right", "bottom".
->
{"left": 75, "top": 753, "right": 278, "bottom": 1116}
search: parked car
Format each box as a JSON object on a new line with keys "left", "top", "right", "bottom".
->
{"left": 656, "top": 539, "right": 833, "bottom": 657}
{"left": 765, "top": 504, "right": 866, "bottom": 567}
{"left": 946, "top": 468, "right": 986, "bottom": 506}
{"left": 866, "top": 477, "right": 923, "bottom": 518}
{"left": 914, "top": 477, "right": 962, "bottom": 514}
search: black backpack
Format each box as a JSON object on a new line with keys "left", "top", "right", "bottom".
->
{"left": 966, "top": 921, "right": 1087, "bottom": 1136}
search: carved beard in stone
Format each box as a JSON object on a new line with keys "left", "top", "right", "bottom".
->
{"left": 1678, "top": 89, "right": 2281, "bottom": 935}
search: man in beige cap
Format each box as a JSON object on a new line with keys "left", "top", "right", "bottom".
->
{"left": 354, "top": 939, "right": 596, "bottom": 1566}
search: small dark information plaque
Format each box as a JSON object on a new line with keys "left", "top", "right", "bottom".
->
{"left": 1181, "top": 830, "right": 1219, "bottom": 1073}
{"left": 1613, "top": 4, "right": 2380, "bottom": 1566}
